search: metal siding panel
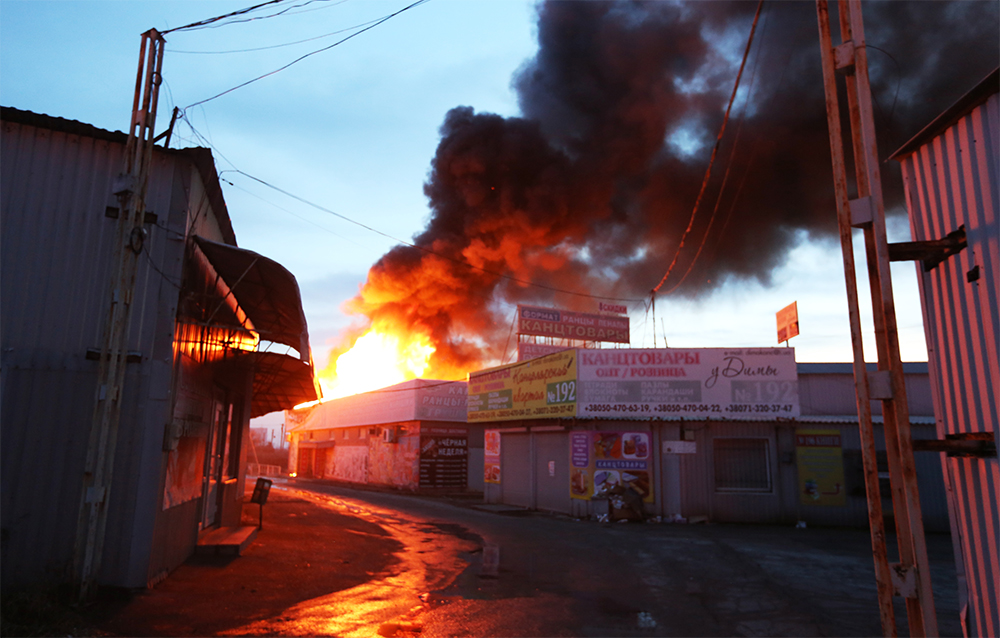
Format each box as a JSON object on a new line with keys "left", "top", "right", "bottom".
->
{"left": 901, "top": 92, "right": 1000, "bottom": 637}
{"left": 1, "top": 118, "right": 194, "bottom": 589}
{"left": 501, "top": 434, "right": 532, "bottom": 509}
{"left": 534, "top": 432, "right": 569, "bottom": 514}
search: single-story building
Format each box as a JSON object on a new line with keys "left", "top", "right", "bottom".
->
{"left": 471, "top": 348, "right": 948, "bottom": 531}
{"left": 286, "top": 379, "right": 479, "bottom": 492}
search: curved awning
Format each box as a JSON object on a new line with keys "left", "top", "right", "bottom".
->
{"left": 192, "top": 236, "right": 321, "bottom": 416}
{"left": 193, "top": 236, "right": 310, "bottom": 361}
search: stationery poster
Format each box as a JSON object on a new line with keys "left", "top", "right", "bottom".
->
{"left": 570, "top": 431, "right": 653, "bottom": 503}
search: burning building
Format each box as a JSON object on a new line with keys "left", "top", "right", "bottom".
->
{"left": 286, "top": 379, "right": 478, "bottom": 493}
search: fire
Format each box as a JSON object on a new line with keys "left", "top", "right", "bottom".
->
{"left": 316, "top": 329, "right": 436, "bottom": 400}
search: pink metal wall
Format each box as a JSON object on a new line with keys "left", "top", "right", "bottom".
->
{"left": 896, "top": 83, "right": 999, "bottom": 637}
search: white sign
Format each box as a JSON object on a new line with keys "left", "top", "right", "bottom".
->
{"left": 517, "top": 342, "right": 571, "bottom": 362}
{"left": 576, "top": 348, "right": 799, "bottom": 420}
{"left": 662, "top": 441, "right": 697, "bottom": 454}
{"left": 599, "top": 302, "right": 628, "bottom": 315}
{"left": 777, "top": 302, "right": 800, "bottom": 344}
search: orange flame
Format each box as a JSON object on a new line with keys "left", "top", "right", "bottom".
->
{"left": 315, "top": 329, "right": 436, "bottom": 400}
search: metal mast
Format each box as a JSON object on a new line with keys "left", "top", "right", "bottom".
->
{"left": 74, "top": 29, "right": 166, "bottom": 601}
{"left": 815, "top": 2, "right": 937, "bottom": 635}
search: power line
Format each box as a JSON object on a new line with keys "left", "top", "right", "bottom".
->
{"left": 168, "top": 14, "right": 385, "bottom": 55}
{"left": 182, "top": 0, "right": 431, "bottom": 111}
{"left": 163, "top": 0, "right": 289, "bottom": 34}
{"left": 231, "top": 168, "right": 645, "bottom": 303}
{"left": 650, "top": 0, "right": 765, "bottom": 296}
{"left": 659, "top": 1, "right": 771, "bottom": 295}
{"left": 169, "top": 21, "right": 379, "bottom": 55}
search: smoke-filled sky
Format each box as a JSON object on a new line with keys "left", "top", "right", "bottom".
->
{"left": 2, "top": 0, "right": 998, "bottom": 418}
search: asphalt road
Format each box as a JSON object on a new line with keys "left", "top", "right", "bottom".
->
{"left": 264, "top": 482, "right": 962, "bottom": 638}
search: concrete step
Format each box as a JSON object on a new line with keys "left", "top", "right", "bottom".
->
{"left": 196, "top": 525, "right": 258, "bottom": 556}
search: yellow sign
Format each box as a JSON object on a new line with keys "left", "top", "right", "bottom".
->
{"left": 468, "top": 350, "right": 577, "bottom": 422}
{"left": 795, "top": 428, "right": 846, "bottom": 506}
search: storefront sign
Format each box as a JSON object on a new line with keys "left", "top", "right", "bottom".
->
{"left": 484, "top": 430, "right": 501, "bottom": 484}
{"left": 777, "top": 301, "right": 800, "bottom": 344}
{"left": 419, "top": 426, "right": 468, "bottom": 489}
{"left": 576, "top": 348, "right": 799, "bottom": 420}
{"left": 795, "top": 428, "right": 845, "bottom": 506}
{"left": 518, "top": 305, "right": 630, "bottom": 344}
{"left": 570, "top": 431, "right": 654, "bottom": 503}
{"left": 468, "top": 350, "right": 577, "bottom": 422}
{"left": 516, "top": 342, "right": 570, "bottom": 362}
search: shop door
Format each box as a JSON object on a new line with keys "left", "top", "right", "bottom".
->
{"left": 501, "top": 434, "right": 532, "bottom": 508}
{"left": 201, "top": 393, "right": 233, "bottom": 530}
{"left": 534, "top": 433, "right": 570, "bottom": 514}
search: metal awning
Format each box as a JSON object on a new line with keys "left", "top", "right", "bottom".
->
{"left": 192, "top": 236, "right": 321, "bottom": 416}
{"left": 242, "top": 351, "right": 321, "bottom": 418}
{"left": 194, "top": 236, "right": 310, "bottom": 360}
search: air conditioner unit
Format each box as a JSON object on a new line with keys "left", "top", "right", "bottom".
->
{"left": 382, "top": 427, "right": 397, "bottom": 443}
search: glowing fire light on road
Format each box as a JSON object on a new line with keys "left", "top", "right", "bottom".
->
{"left": 316, "top": 329, "right": 436, "bottom": 400}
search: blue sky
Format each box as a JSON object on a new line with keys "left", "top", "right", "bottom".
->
{"left": 2, "top": 1, "right": 949, "bottom": 431}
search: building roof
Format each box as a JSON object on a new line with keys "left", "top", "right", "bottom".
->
{"left": 797, "top": 362, "right": 928, "bottom": 374}
{"left": 0, "top": 105, "right": 237, "bottom": 246}
{"left": 890, "top": 67, "right": 1000, "bottom": 161}
{"left": 287, "top": 379, "right": 469, "bottom": 432}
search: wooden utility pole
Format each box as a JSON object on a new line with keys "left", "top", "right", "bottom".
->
{"left": 74, "top": 29, "right": 165, "bottom": 601}
{"left": 815, "top": 2, "right": 938, "bottom": 636}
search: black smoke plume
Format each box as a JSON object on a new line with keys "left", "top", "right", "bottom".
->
{"left": 342, "top": 0, "right": 998, "bottom": 375}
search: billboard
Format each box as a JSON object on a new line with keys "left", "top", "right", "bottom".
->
{"left": 467, "top": 349, "right": 577, "bottom": 422}
{"left": 576, "top": 348, "right": 799, "bottom": 420}
{"left": 518, "top": 305, "right": 629, "bottom": 344}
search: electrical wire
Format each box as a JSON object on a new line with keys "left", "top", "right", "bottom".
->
{"left": 651, "top": 0, "right": 765, "bottom": 296}
{"left": 658, "top": 2, "right": 771, "bottom": 295}
{"left": 182, "top": 0, "right": 430, "bottom": 112}
{"left": 163, "top": 0, "right": 289, "bottom": 34}
{"left": 228, "top": 168, "right": 645, "bottom": 303}
{"left": 169, "top": 15, "right": 384, "bottom": 54}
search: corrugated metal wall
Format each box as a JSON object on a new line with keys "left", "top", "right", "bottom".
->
{"left": 534, "top": 432, "right": 569, "bottom": 514}
{"left": 898, "top": 90, "right": 999, "bottom": 637}
{"left": 501, "top": 434, "right": 532, "bottom": 508}
{"left": 1, "top": 117, "right": 190, "bottom": 589}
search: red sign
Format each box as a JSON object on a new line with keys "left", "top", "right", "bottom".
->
{"left": 518, "top": 305, "right": 630, "bottom": 344}
{"left": 599, "top": 302, "right": 628, "bottom": 315}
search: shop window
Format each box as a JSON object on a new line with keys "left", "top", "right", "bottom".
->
{"left": 714, "top": 438, "right": 772, "bottom": 492}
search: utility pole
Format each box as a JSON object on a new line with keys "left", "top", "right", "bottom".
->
{"left": 74, "top": 29, "right": 165, "bottom": 601}
{"left": 815, "top": 2, "right": 937, "bottom": 636}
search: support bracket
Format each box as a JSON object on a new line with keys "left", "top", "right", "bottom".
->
{"left": 912, "top": 432, "right": 997, "bottom": 458}
{"left": 888, "top": 225, "right": 967, "bottom": 272}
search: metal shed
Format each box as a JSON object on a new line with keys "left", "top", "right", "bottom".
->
{"left": 0, "top": 107, "right": 318, "bottom": 592}
{"left": 891, "top": 68, "right": 1000, "bottom": 638}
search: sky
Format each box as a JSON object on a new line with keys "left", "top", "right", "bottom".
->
{"left": 2, "top": 1, "right": 997, "bottom": 432}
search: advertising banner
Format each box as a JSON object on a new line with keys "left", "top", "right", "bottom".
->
{"left": 468, "top": 350, "right": 577, "bottom": 422}
{"left": 419, "top": 426, "right": 468, "bottom": 489}
{"left": 576, "top": 347, "right": 799, "bottom": 420}
{"left": 570, "top": 431, "right": 654, "bottom": 502}
{"left": 518, "top": 305, "right": 629, "bottom": 344}
{"left": 484, "top": 430, "right": 501, "bottom": 484}
{"left": 517, "top": 342, "right": 571, "bottom": 362}
{"left": 795, "top": 428, "right": 846, "bottom": 506}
